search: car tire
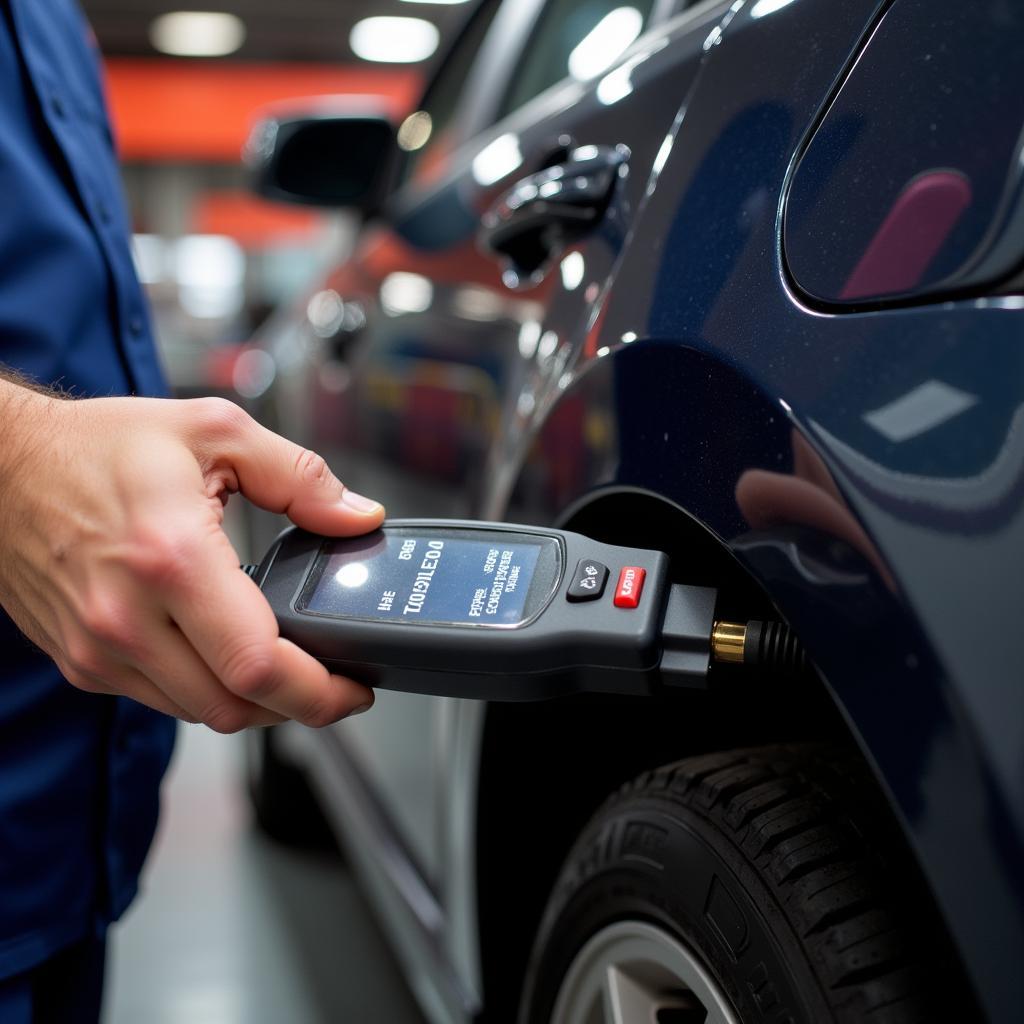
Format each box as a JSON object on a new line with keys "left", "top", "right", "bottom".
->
{"left": 245, "top": 727, "right": 338, "bottom": 852}
{"left": 519, "top": 744, "right": 967, "bottom": 1024}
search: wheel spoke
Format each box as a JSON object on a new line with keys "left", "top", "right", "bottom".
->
{"left": 552, "top": 922, "right": 738, "bottom": 1024}
{"left": 602, "top": 965, "right": 659, "bottom": 1024}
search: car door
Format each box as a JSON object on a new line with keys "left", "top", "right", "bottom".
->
{"left": 323, "top": 0, "right": 733, "bottom": 895}
{"left": 258, "top": 0, "right": 751, "bottom": 1015}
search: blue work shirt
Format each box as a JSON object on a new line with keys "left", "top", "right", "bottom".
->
{"left": 0, "top": 0, "right": 175, "bottom": 979}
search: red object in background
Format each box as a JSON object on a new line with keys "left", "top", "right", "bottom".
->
{"left": 104, "top": 59, "right": 421, "bottom": 162}
{"left": 193, "top": 190, "right": 321, "bottom": 247}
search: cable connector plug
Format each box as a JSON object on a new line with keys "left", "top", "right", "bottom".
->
{"left": 712, "top": 619, "right": 808, "bottom": 679}
{"left": 658, "top": 584, "right": 717, "bottom": 689}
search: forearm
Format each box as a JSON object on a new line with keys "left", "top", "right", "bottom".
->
{"left": 0, "top": 370, "right": 60, "bottom": 531}
{"left": 0, "top": 370, "right": 56, "bottom": 520}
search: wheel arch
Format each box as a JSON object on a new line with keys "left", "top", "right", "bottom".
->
{"left": 471, "top": 487, "right": 899, "bottom": 1017}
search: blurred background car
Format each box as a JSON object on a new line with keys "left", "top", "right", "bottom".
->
{"left": 86, "top": 0, "right": 1023, "bottom": 1022}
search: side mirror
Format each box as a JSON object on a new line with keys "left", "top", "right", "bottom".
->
{"left": 244, "top": 110, "right": 396, "bottom": 211}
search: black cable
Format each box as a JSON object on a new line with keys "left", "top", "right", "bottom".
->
{"left": 742, "top": 620, "right": 808, "bottom": 677}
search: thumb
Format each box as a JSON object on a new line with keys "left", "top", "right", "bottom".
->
{"left": 220, "top": 415, "right": 384, "bottom": 536}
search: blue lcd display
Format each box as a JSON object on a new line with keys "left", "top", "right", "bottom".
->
{"left": 301, "top": 534, "right": 544, "bottom": 627}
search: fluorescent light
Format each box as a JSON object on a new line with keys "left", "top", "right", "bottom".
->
{"left": 381, "top": 272, "right": 434, "bottom": 315}
{"left": 518, "top": 321, "right": 541, "bottom": 359}
{"left": 864, "top": 381, "right": 978, "bottom": 443}
{"left": 150, "top": 11, "right": 246, "bottom": 57}
{"left": 397, "top": 111, "right": 433, "bottom": 152}
{"left": 560, "top": 252, "right": 585, "bottom": 291}
{"left": 472, "top": 132, "right": 523, "bottom": 186}
{"left": 750, "top": 0, "right": 797, "bottom": 18}
{"left": 652, "top": 133, "right": 674, "bottom": 176}
{"left": 596, "top": 39, "right": 667, "bottom": 106}
{"left": 568, "top": 7, "right": 644, "bottom": 81}
{"left": 597, "top": 64, "right": 634, "bottom": 106}
{"left": 174, "top": 235, "right": 245, "bottom": 319}
{"left": 350, "top": 16, "right": 439, "bottom": 63}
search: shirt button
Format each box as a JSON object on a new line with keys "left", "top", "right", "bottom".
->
{"left": 97, "top": 201, "right": 112, "bottom": 225}
{"left": 129, "top": 314, "right": 145, "bottom": 337}
{"left": 50, "top": 94, "right": 66, "bottom": 118}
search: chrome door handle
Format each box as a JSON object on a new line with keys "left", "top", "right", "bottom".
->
{"left": 479, "top": 144, "right": 628, "bottom": 279}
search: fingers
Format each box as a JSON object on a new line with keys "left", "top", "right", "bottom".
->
{"left": 190, "top": 399, "right": 384, "bottom": 536}
{"left": 734, "top": 469, "right": 897, "bottom": 590}
{"left": 131, "top": 620, "right": 285, "bottom": 732}
{"left": 165, "top": 543, "right": 374, "bottom": 728}
{"left": 59, "top": 659, "right": 198, "bottom": 723}
{"left": 57, "top": 609, "right": 284, "bottom": 729}
{"left": 247, "top": 430, "right": 385, "bottom": 536}
{"left": 790, "top": 429, "right": 845, "bottom": 504}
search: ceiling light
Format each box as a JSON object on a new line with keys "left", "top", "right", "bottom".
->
{"left": 381, "top": 272, "right": 434, "bottom": 315}
{"left": 568, "top": 7, "right": 644, "bottom": 81}
{"left": 750, "top": 0, "right": 797, "bottom": 18}
{"left": 472, "top": 132, "right": 523, "bottom": 186}
{"left": 397, "top": 111, "right": 433, "bottom": 152}
{"left": 174, "top": 235, "right": 245, "bottom": 318}
{"left": 560, "top": 252, "right": 585, "bottom": 291}
{"left": 149, "top": 11, "right": 246, "bottom": 58}
{"left": 350, "top": 17, "right": 440, "bottom": 64}
{"left": 400, "top": 0, "right": 471, "bottom": 4}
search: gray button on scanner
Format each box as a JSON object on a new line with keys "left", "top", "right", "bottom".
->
{"left": 566, "top": 558, "right": 609, "bottom": 602}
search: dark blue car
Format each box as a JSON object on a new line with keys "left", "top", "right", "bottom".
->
{"left": 243, "top": 0, "right": 1024, "bottom": 1020}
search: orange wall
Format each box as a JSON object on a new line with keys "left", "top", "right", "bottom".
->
{"left": 104, "top": 59, "right": 421, "bottom": 162}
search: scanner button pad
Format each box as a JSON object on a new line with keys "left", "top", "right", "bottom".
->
{"left": 566, "top": 559, "right": 609, "bottom": 602}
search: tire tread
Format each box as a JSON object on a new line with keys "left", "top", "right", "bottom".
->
{"left": 580, "top": 744, "right": 964, "bottom": 1023}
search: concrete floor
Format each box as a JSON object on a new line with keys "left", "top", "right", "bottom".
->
{"left": 103, "top": 723, "right": 426, "bottom": 1024}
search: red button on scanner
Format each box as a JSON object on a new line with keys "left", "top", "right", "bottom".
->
{"left": 613, "top": 566, "right": 646, "bottom": 608}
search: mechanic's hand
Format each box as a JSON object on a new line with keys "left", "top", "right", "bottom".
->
{"left": 0, "top": 386, "right": 384, "bottom": 731}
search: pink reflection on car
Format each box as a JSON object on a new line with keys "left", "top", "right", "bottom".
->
{"left": 839, "top": 169, "right": 972, "bottom": 300}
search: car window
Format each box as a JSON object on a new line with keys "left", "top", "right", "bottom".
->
{"left": 498, "top": 0, "right": 658, "bottom": 119}
{"left": 396, "top": 0, "right": 504, "bottom": 189}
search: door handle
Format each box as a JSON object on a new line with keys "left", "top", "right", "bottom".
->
{"left": 479, "top": 144, "right": 629, "bottom": 280}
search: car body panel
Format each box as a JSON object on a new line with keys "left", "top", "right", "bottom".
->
{"left": 784, "top": 0, "right": 1024, "bottom": 306}
{"left": 255, "top": 0, "right": 1023, "bottom": 1020}
{"left": 501, "top": 0, "right": 1024, "bottom": 1017}
{"left": 295, "top": 0, "right": 730, "bottom": 893}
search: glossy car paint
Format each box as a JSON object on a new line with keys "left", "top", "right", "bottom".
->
{"left": 256, "top": 0, "right": 1023, "bottom": 1020}
{"left": 784, "top": 1, "right": 1024, "bottom": 305}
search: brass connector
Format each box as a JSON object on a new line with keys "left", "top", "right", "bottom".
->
{"left": 711, "top": 621, "right": 746, "bottom": 664}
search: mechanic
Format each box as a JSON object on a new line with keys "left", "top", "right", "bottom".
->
{"left": 0, "top": 2, "right": 383, "bottom": 1020}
